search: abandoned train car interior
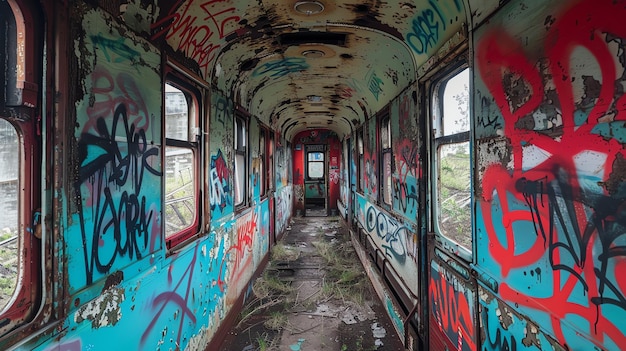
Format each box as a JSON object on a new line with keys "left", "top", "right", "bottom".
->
{"left": 1, "top": 0, "right": 625, "bottom": 350}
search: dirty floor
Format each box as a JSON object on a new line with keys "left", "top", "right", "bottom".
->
{"left": 217, "top": 215, "right": 406, "bottom": 351}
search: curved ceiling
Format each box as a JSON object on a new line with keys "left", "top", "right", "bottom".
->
{"left": 150, "top": 0, "right": 469, "bottom": 141}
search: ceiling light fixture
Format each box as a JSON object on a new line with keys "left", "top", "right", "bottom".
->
{"left": 294, "top": 1, "right": 325, "bottom": 15}
{"left": 302, "top": 49, "right": 325, "bottom": 58}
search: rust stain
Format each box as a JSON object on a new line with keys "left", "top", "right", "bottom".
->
{"left": 103, "top": 270, "right": 124, "bottom": 292}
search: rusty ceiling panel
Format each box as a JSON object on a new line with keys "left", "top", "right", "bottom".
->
{"left": 149, "top": 0, "right": 468, "bottom": 141}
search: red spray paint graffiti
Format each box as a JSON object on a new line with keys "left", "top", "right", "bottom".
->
{"left": 477, "top": 0, "right": 626, "bottom": 347}
{"left": 217, "top": 211, "right": 258, "bottom": 298}
{"left": 84, "top": 67, "right": 151, "bottom": 133}
{"left": 430, "top": 270, "right": 476, "bottom": 351}
{"left": 151, "top": 0, "right": 242, "bottom": 77}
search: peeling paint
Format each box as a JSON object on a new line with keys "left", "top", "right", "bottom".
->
{"left": 74, "top": 286, "right": 125, "bottom": 328}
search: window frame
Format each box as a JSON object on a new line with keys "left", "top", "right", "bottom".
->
{"left": 306, "top": 149, "right": 325, "bottom": 180}
{"left": 379, "top": 112, "right": 393, "bottom": 206}
{"left": 268, "top": 131, "right": 275, "bottom": 192}
{"left": 356, "top": 126, "right": 365, "bottom": 193}
{"left": 0, "top": 1, "right": 42, "bottom": 337}
{"left": 163, "top": 76, "right": 202, "bottom": 250}
{"left": 430, "top": 64, "right": 472, "bottom": 257}
{"left": 234, "top": 112, "right": 249, "bottom": 209}
{"left": 0, "top": 116, "right": 41, "bottom": 335}
{"left": 259, "top": 126, "right": 267, "bottom": 198}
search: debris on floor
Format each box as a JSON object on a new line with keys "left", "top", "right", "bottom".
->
{"left": 289, "top": 338, "right": 306, "bottom": 351}
{"left": 218, "top": 215, "right": 406, "bottom": 351}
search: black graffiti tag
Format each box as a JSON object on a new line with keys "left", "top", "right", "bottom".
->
{"left": 77, "top": 103, "right": 161, "bottom": 285}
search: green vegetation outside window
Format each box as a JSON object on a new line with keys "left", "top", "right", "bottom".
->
{"left": 164, "top": 82, "right": 199, "bottom": 247}
{"left": 433, "top": 67, "right": 471, "bottom": 252}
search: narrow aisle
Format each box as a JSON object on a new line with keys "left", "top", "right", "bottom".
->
{"left": 218, "top": 216, "right": 406, "bottom": 351}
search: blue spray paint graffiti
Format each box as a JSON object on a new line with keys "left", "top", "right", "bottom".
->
{"left": 479, "top": 286, "right": 566, "bottom": 351}
{"left": 253, "top": 57, "right": 309, "bottom": 78}
{"left": 405, "top": 0, "right": 463, "bottom": 55}
{"left": 365, "top": 205, "right": 410, "bottom": 264}
{"left": 210, "top": 149, "right": 232, "bottom": 215}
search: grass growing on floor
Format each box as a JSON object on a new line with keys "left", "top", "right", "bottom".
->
{"left": 253, "top": 273, "right": 293, "bottom": 298}
{"left": 236, "top": 271, "right": 294, "bottom": 330}
{"left": 312, "top": 240, "right": 368, "bottom": 304}
{"left": 263, "top": 310, "right": 288, "bottom": 331}
{"left": 255, "top": 332, "right": 279, "bottom": 351}
{"left": 270, "top": 243, "right": 300, "bottom": 262}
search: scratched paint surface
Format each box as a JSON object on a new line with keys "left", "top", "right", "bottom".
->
{"left": 474, "top": 0, "right": 626, "bottom": 349}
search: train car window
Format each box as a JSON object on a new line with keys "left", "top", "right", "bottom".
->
{"left": 307, "top": 151, "right": 325, "bottom": 179}
{"left": 357, "top": 127, "right": 365, "bottom": 192}
{"left": 259, "top": 126, "right": 266, "bottom": 197}
{"left": 0, "top": 119, "right": 19, "bottom": 311}
{"left": 234, "top": 114, "right": 248, "bottom": 207}
{"left": 164, "top": 82, "right": 199, "bottom": 247}
{"left": 380, "top": 114, "right": 392, "bottom": 205}
{"left": 0, "top": 2, "right": 40, "bottom": 334}
{"left": 433, "top": 67, "right": 471, "bottom": 252}
{"left": 268, "top": 131, "right": 274, "bottom": 191}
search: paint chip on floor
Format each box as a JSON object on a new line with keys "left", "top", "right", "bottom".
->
{"left": 371, "top": 322, "right": 387, "bottom": 338}
{"left": 289, "top": 338, "right": 306, "bottom": 350}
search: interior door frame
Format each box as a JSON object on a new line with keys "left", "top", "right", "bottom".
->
{"left": 304, "top": 144, "right": 327, "bottom": 214}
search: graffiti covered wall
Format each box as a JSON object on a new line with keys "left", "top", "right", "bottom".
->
{"left": 474, "top": 0, "right": 626, "bottom": 349}
{"left": 403, "top": 0, "right": 465, "bottom": 61}
{"left": 356, "top": 195, "right": 419, "bottom": 296}
{"left": 338, "top": 138, "right": 350, "bottom": 218}
{"left": 352, "top": 88, "right": 422, "bottom": 307}
{"left": 209, "top": 91, "right": 235, "bottom": 220}
{"left": 429, "top": 259, "right": 476, "bottom": 351}
{"left": 150, "top": 1, "right": 252, "bottom": 79}
{"left": 32, "top": 7, "right": 273, "bottom": 350}
{"left": 364, "top": 117, "right": 378, "bottom": 201}
{"left": 391, "top": 89, "right": 421, "bottom": 223}
{"left": 275, "top": 135, "right": 293, "bottom": 233}
{"left": 219, "top": 206, "right": 269, "bottom": 304}
{"left": 275, "top": 186, "right": 293, "bottom": 235}
{"left": 70, "top": 5, "right": 163, "bottom": 293}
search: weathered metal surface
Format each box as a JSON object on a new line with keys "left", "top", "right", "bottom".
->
{"left": 146, "top": 0, "right": 466, "bottom": 141}
{"left": 474, "top": 0, "right": 626, "bottom": 350}
{"left": 4, "top": 0, "right": 626, "bottom": 351}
